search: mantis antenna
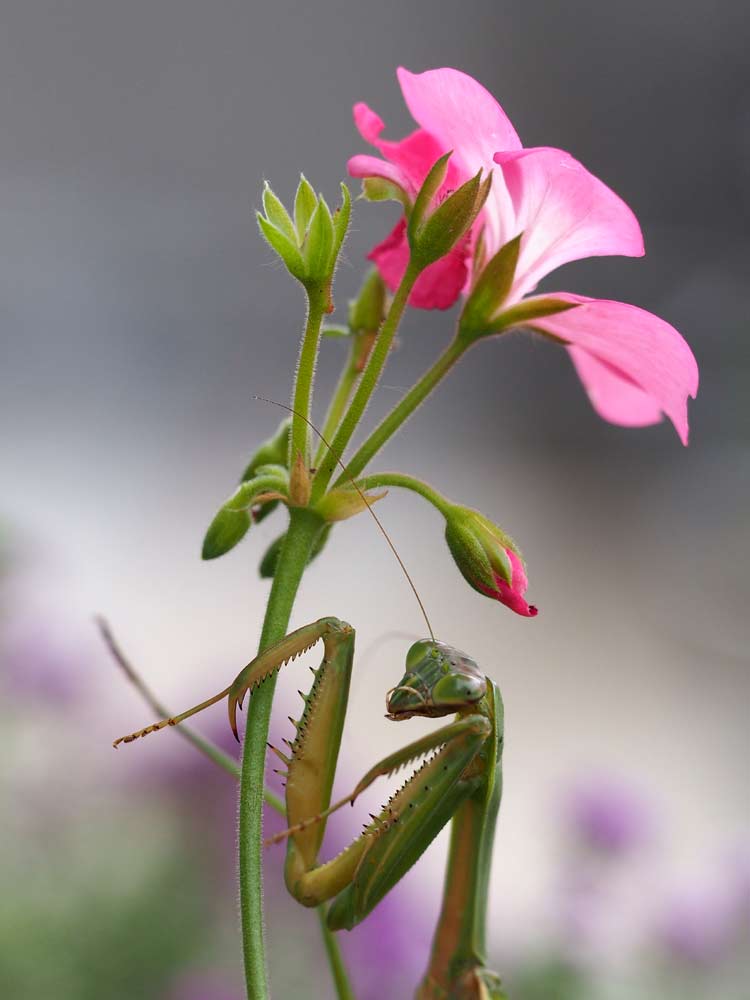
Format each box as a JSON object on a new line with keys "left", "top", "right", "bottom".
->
{"left": 252, "top": 394, "right": 435, "bottom": 642}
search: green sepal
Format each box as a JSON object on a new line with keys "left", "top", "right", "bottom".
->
{"left": 408, "top": 152, "right": 452, "bottom": 238}
{"left": 303, "top": 196, "right": 335, "bottom": 283}
{"left": 257, "top": 213, "right": 306, "bottom": 281}
{"left": 410, "top": 169, "right": 492, "bottom": 269}
{"left": 360, "top": 176, "right": 409, "bottom": 208}
{"left": 259, "top": 524, "right": 331, "bottom": 579}
{"left": 293, "top": 175, "right": 318, "bottom": 242}
{"left": 321, "top": 324, "right": 352, "bottom": 339}
{"left": 481, "top": 296, "right": 580, "bottom": 338}
{"left": 459, "top": 234, "right": 522, "bottom": 337}
{"left": 262, "top": 182, "right": 297, "bottom": 245}
{"left": 331, "top": 183, "right": 351, "bottom": 263}
{"left": 314, "top": 485, "right": 387, "bottom": 522}
{"left": 443, "top": 504, "right": 517, "bottom": 595}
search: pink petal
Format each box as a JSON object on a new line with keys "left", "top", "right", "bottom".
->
{"left": 377, "top": 128, "right": 461, "bottom": 194}
{"left": 368, "top": 219, "right": 468, "bottom": 310}
{"left": 528, "top": 294, "right": 699, "bottom": 445}
{"left": 481, "top": 550, "right": 538, "bottom": 617}
{"left": 347, "top": 153, "right": 411, "bottom": 193}
{"left": 398, "top": 67, "right": 522, "bottom": 255}
{"left": 493, "top": 148, "right": 645, "bottom": 299}
{"left": 353, "top": 102, "right": 385, "bottom": 143}
{"left": 567, "top": 348, "right": 664, "bottom": 427}
{"left": 397, "top": 67, "right": 522, "bottom": 176}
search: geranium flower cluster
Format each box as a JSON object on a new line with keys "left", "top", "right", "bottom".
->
{"left": 350, "top": 67, "right": 698, "bottom": 445}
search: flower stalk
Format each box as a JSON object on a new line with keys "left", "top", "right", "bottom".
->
{"left": 239, "top": 507, "right": 325, "bottom": 999}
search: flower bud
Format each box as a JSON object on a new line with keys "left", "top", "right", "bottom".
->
{"left": 348, "top": 267, "right": 386, "bottom": 335}
{"left": 202, "top": 470, "right": 288, "bottom": 560}
{"left": 257, "top": 177, "right": 351, "bottom": 301}
{"left": 408, "top": 156, "right": 492, "bottom": 270}
{"left": 444, "top": 505, "right": 537, "bottom": 617}
{"left": 239, "top": 418, "right": 291, "bottom": 522}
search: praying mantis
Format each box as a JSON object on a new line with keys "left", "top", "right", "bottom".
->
{"left": 114, "top": 615, "right": 507, "bottom": 999}
{"left": 113, "top": 400, "right": 509, "bottom": 997}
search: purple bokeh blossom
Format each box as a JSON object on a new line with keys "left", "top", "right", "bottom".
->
{"left": 564, "top": 776, "right": 653, "bottom": 857}
{"left": 658, "top": 886, "right": 738, "bottom": 966}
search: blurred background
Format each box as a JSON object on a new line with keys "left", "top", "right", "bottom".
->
{"left": 1, "top": 1, "right": 748, "bottom": 997}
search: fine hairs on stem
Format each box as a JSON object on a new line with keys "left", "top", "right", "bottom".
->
{"left": 252, "top": 394, "right": 435, "bottom": 642}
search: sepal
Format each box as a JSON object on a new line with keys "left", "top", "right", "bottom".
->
{"left": 257, "top": 177, "right": 351, "bottom": 297}
{"left": 315, "top": 485, "right": 387, "bottom": 522}
{"left": 408, "top": 162, "right": 492, "bottom": 270}
{"left": 459, "top": 234, "right": 522, "bottom": 338}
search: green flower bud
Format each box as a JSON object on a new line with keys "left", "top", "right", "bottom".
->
{"left": 444, "top": 505, "right": 537, "bottom": 618}
{"left": 257, "top": 177, "right": 351, "bottom": 299}
{"left": 201, "top": 471, "right": 288, "bottom": 561}
{"left": 348, "top": 268, "right": 386, "bottom": 335}
{"left": 238, "top": 418, "right": 291, "bottom": 524}
{"left": 241, "top": 417, "right": 291, "bottom": 481}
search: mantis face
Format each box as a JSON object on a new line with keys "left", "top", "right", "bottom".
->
{"left": 386, "top": 639, "right": 487, "bottom": 720}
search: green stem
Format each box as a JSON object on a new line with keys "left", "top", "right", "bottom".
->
{"left": 239, "top": 507, "right": 324, "bottom": 999}
{"left": 313, "top": 342, "right": 361, "bottom": 468}
{"left": 310, "top": 263, "right": 421, "bottom": 502}
{"left": 317, "top": 908, "right": 356, "bottom": 1000}
{"left": 355, "top": 471, "right": 451, "bottom": 516}
{"left": 176, "top": 727, "right": 284, "bottom": 814}
{"left": 291, "top": 290, "right": 327, "bottom": 465}
{"left": 332, "top": 335, "right": 469, "bottom": 488}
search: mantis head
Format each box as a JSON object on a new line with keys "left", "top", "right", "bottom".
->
{"left": 385, "top": 639, "right": 487, "bottom": 720}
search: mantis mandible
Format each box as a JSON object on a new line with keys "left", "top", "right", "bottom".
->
{"left": 113, "top": 402, "right": 509, "bottom": 998}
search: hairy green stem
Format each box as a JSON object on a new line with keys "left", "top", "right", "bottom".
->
{"left": 318, "top": 908, "right": 357, "bottom": 1000}
{"left": 311, "top": 263, "right": 420, "bottom": 501}
{"left": 333, "top": 335, "right": 469, "bottom": 488}
{"left": 239, "top": 507, "right": 324, "bottom": 999}
{"left": 356, "top": 471, "right": 451, "bottom": 516}
{"left": 291, "top": 290, "right": 327, "bottom": 465}
{"left": 313, "top": 341, "right": 362, "bottom": 468}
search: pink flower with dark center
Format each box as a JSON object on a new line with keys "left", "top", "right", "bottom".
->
{"left": 349, "top": 68, "right": 698, "bottom": 444}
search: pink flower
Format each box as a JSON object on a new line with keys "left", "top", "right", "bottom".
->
{"left": 349, "top": 68, "right": 698, "bottom": 444}
{"left": 480, "top": 546, "right": 538, "bottom": 618}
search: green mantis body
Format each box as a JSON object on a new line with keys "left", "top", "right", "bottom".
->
{"left": 116, "top": 618, "right": 507, "bottom": 999}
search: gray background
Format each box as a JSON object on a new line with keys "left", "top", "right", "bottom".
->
{"left": 1, "top": 0, "right": 748, "bottom": 982}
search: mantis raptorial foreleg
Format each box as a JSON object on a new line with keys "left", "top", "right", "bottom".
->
{"left": 114, "top": 626, "right": 507, "bottom": 998}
